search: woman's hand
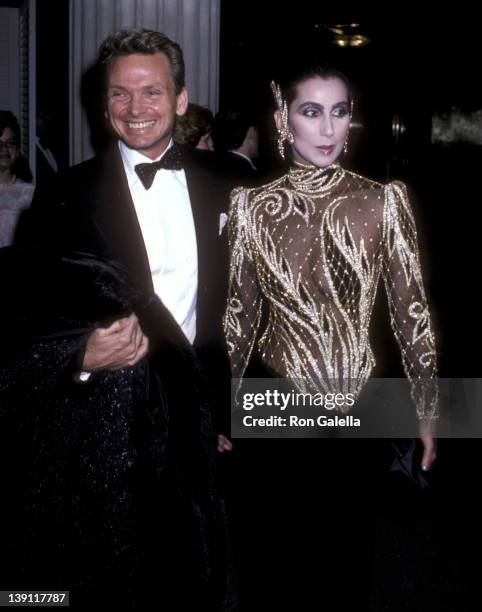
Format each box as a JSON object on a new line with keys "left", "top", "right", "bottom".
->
{"left": 419, "top": 418, "right": 438, "bottom": 471}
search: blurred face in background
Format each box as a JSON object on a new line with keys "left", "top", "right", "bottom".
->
{"left": 276, "top": 76, "right": 350, "bottom": 167}
{"left": 106, "top": 52, "right": 188, "bottom": 159}
{"left": 0, "top": 127, "right": 19, "bottom": 174}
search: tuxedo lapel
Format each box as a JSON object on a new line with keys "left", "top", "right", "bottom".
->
{"left": 181, "top": 147, "right": 230, "bottom": 346}
{"left": 182, "top": 150, "right": 222, "bottom": 343}
{"left": 89, "top": 147, "right": 154, "bottom": 295}
{"left": 183, "top": 157, "right": 211, "bottom": 304}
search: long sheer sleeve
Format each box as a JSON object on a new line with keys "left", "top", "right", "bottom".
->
{"left": 382, "top": 181, "right": 438, "bottom": 418}
{"left": 223, "top": 187, "right": 263, "bottom": 378}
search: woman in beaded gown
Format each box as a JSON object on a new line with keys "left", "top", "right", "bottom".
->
{"left": 224, "top": 66, "right": 438, "bottom": 462}
{"left": 223, "top": 66, "right": 438, "bottom": 608}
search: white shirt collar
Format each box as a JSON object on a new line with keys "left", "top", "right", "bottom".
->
{"left": 119, "top": 139, "right": 174, "bottom": 189}
{"left": 36, "top": 137, "right": 58, "bottom": 172}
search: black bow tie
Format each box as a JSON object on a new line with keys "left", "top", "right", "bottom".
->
{"left": 134, "top": 145, "right": 183, "bottom": 189}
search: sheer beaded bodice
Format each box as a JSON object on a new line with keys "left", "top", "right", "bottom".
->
{"left": 223, "top": 163, "right": 438, "bottom": 418}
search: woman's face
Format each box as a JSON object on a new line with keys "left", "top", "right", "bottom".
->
{"left": 280, "top": 76, "right": 350, "bottom": 167}
{"left": 0, "top": 127, "right": 19, "bottom": 172}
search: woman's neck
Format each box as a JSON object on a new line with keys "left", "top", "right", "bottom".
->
{"left": 0, "top": 168, "right": 14, "bottom": 185}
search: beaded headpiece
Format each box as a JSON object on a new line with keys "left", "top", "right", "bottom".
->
{"left": 271, "top": 80, "right": 294, "bottom": 159}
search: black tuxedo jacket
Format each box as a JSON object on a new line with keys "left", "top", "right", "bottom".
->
{"left": 18, "top": 143, "right": 233, "bottom": 431}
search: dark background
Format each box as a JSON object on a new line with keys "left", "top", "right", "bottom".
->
{"left": 35, "top": 0, "right": 69, "bottom": 166}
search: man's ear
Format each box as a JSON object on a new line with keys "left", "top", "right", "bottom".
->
{"left": 176, "top": 88, "right": 188, "bottom": 116}
{"left": 274, "top": 110, "right": 282, "bottom": 131}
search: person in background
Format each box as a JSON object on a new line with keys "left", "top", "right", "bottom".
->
{"left": 36, "top": 109, "right": 62, "bottom": 191}
{"left": 211, "top": 108, "right": 259, "bottom": 182}
{"left": 0, "top": 111, "right": 34, "bottom": 248}
{"left": 174, "top": 102, "right": 214, "bottom": 150}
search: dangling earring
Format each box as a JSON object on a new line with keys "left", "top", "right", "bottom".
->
{"left": 271, "top": 81, "right": 294, "bottom": 160}
{"left": 279, "top": 127, "right": 294, "bottom": 159}
{"left": 343, "top": 98, "right": 354, "bottom": 155}
{"left": 343, "top": 132, "right": 349, "bottom": 155}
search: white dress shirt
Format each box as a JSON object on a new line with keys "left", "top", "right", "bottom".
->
{"left": 119, "top": 140, "right": 198, "bottom": 344}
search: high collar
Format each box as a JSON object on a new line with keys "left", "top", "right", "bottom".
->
{"left": 288, "top": 161, "right": 344, "bottom": 193}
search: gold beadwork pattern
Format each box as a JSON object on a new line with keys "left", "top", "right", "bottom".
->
{"left": 223, "top": 162, "right": 438, "bottom": 418}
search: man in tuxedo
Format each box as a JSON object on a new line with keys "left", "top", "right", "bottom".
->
{"left": 6, "top": 29, "right": 234, "bottom": 610}
{"left": 70, "top": 31, "right": 229, "bottom": 386}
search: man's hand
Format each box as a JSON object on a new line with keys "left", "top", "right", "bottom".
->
{"left": 82, "top": 313, "right": 149, "bottom": 372}
{"left": 419, "top": 417, "right": 438, "bottom": 472}
{"left": 217, "top": 435, "right": 233, "bottom": 453}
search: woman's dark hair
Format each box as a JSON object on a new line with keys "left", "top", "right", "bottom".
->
{"left": 280, "top": 64, "right": 353, "bottom": 108}
{"left": 0, "top": 110, "right": 20, "bottom": 144}
{"left": 97, "top": 28, "right": 185, "bottom": 94}
{"left": 174, "top": 103, "right": 213, "bottom": 147}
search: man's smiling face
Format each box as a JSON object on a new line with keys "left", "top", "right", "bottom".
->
{"left": 106, "top": 52, "right": 187, "bottom": 159}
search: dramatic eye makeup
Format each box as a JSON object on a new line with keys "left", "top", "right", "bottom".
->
{"left": 332, "top": 102, "right": 349, "bottom": 117}
{"left": 298, "top": 102, "right": 322, "bottom": 117}
{"left": 297, "top": 101, "right": 349, "bottom": 118}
